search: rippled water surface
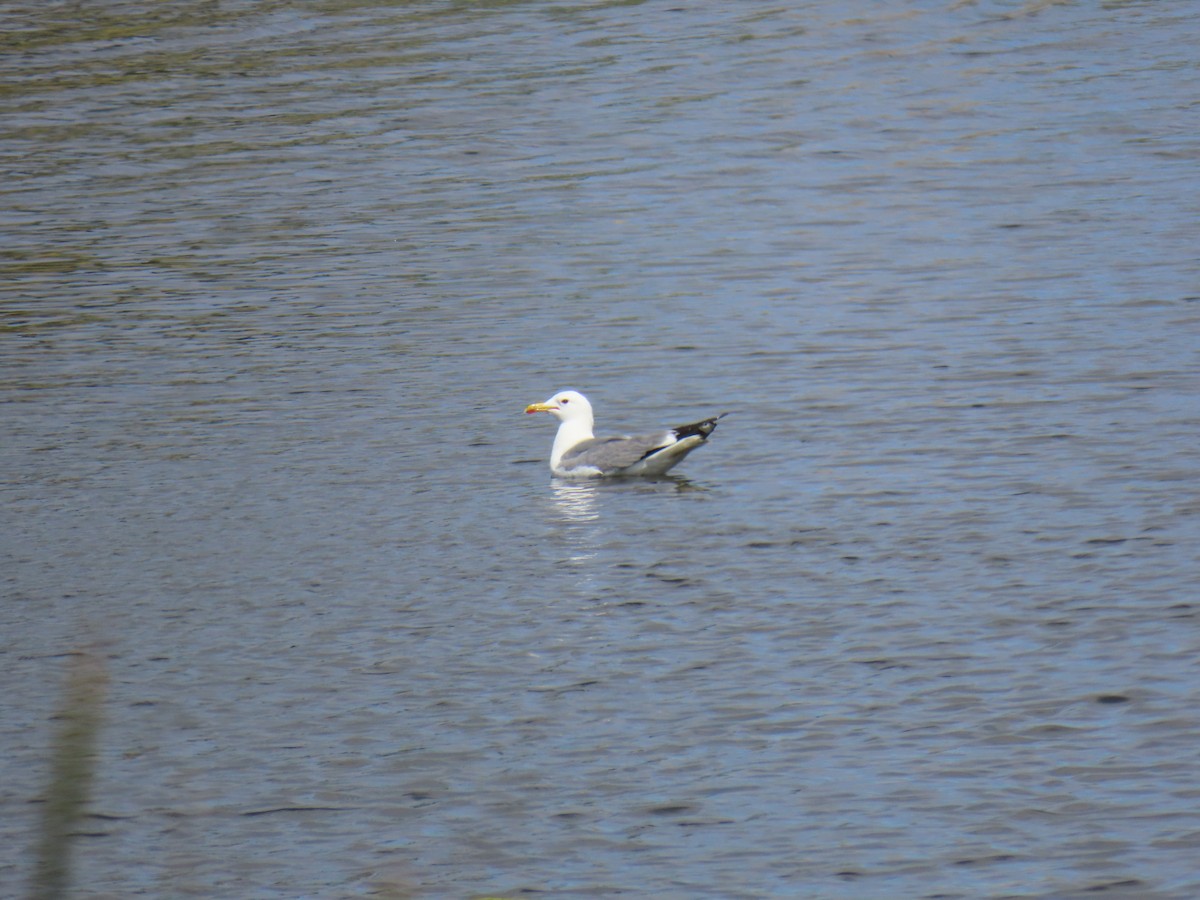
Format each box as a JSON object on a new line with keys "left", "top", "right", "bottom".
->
{"left": 4, "top": 2, "right": 1199, "bottom": 897}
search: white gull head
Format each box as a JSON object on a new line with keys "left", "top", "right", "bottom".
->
{"left": 524, "top": 390, "right": 596, "bottom": 472}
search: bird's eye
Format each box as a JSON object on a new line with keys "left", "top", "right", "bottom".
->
{"left": 560, "top": 397, "right": 570, "bottom": 404}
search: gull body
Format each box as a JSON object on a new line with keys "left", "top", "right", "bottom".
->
{"left": 524, "top": 390, "right": 726, "bottom": 479}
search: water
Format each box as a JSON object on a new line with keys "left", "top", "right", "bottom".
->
{"left": 3, "top": 2, "right": 1199, "bottom": 897}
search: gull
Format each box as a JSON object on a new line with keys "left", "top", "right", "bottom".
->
{"left": 524, "top": 390, "right": 726, "bottom": 479}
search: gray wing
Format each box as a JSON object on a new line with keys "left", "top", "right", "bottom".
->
{"left": 560, "top": 430, "right": 673, "bottom": 474}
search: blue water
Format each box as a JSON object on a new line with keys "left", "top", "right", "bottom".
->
{"left": 3, "top": 2, "right": 1199, "bottom": 897}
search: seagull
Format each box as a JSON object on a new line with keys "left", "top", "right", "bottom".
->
{"left": 524, "top": 390, "right": 727, "bottom": 479}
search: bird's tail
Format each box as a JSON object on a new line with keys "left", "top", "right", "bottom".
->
{"left": 671, "top": 411, "right": 729, "bottom": 442}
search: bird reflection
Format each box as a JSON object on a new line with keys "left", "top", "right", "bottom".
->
{"left": 550, "top": 480, "right": 601, "bottom": 522}
{"left": 545, "top": 476, "right": 706, "bottom": 570}
{"left": 549, "top": 475, "right": 702, "bottom": 523}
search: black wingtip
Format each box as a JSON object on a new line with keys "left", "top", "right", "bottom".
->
{"left": 672, "top": 411, "right": 730, "bottom": 441}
